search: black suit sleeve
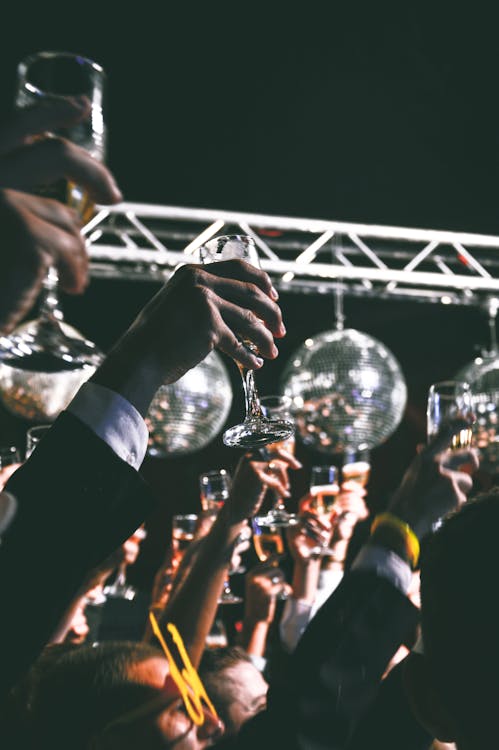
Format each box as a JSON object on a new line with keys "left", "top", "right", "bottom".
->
{"left": 218, "top": 570, "right": 420, "bottom": 750}
{"left": 0, "top": 411, "right": 156, "bottom": 697}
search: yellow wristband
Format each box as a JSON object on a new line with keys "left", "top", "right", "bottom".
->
{"left": 371, "top": 512, "right": 420, "bottom": 570}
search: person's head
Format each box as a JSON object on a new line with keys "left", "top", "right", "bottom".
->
{"left": 406, "top": 489, "right": 499, "bottom": 749}
{"left": 199, "top": 646, "right": 268, "bottom": 737}
{"left": 26, "top": 640, "right": 222, "bottom": 750}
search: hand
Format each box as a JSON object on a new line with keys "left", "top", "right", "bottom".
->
{"left": 388, "top": 419, "right": 479, "bottom": 538}
{"left": 0, "top": 97, "right": 122, "bottom": 333}
{"left": 225, "top": 447, "right": 302, "bottom": 524}
{"left": 286, "top": 512, "right": 332, "bottom": 562}
{"left": 91, "top": 259, "right": 287, "bottom": 416}
{"left": 244, "top": 565, "right": 291, "bottom": 624}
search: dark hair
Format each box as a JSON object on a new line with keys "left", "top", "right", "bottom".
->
{"left": 420, "top": 488, "right": 499, "bottom": 745}
{"left": 26, "top": 640, "right": 164, "bottom": 750}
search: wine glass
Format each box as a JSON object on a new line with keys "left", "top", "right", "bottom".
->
{"left": 307, "top": 465, "right": 341, "bottom": 557}
{"left": 251, "top": 515, "right": 289, "bottom": 600}
{"left": 0, "top": 52, "right": 106, "bottom": 421}
{"left": 258, "top": 395, "right": 298, "bottom": 527}
{"left": 196, "top": 235, "right": 294, "bottom": 448}
{"left": 103, "top": 526, "right": 147, "bottom": 602}
{"left": 199, "top": 468, "right": 243, "bottom": 604}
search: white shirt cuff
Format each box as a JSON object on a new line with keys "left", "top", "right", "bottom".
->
{"left": 67, "top": 382, "right": 148, "bottom": 470}
{"left": 351, "top": 544, "right": 413, "bottom": 595}
{"left": 279, "top": 597, "right": 314, "bottom": 653}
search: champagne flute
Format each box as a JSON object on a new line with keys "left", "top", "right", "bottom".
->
{"left": 196, "top": 235, "right": 294, "bottom": 448}
{"left": 199, "top": 468, "right": 243, "bottom": 604}
{"left": 251, "top": 515, "right": 288, "bottom": 600}
{"left": 427, "top": 380, "right": 474, "bottom": 529}
{"left": 340, "top": 448, "right": 371, "bottom": 488}
{"left": 258, "top": 395, "right": 298, "bottom": 527}
{"left": 307, "top": 465, "right": 340, "bottom": 557}
{"left": 0, "top": 52, "right": 105, "bottom": 420}
{"left": 103, "top": 526, "right": 147, "bottom": 602}
{"left": 427, "top": 380, "right": 474, "bottom": 450}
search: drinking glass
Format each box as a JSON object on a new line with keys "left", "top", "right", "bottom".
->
{"left": 199, "top": 468, "right": 243, "bottom": 604}
{"left": 251, "top": 515, "right": 288, "bottom": 600}
{"left": 258, "top": 395, "right": 298, "bottom": 527}
{"left": 427, "top": 380, "right": 473, "bottom": 449}
{"left": 26, "top": 424, "right": 51, "bottom": 458}
{"left": 103, "top": 526, "right": 147, "bottom": 602}
{"left": 0, "top": 52, "right": 105, "bottom": 419}
{"left": 199, "top": 468, "right": 231, "bottom": 514}
{"left": 341, "top": 449, "right": 371, "bottom": 488}
{"left": 196, "top": 235, "right": 294, "bottom": 448}
{"left": 307, "top": 465, "right": 340, "bottom": 557}
{"left": 171, "top": 514, "right": 199, "bottom": 561}
{"left": 427, "top": 380, "right": 474, "bottom": 529}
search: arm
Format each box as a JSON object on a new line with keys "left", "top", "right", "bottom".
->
{"left": 239, "top": 566, "right": 290, "bottom": 660}
{"left": 157, "top": 450, "right": 300, "bottom": 668}
{"left": 224, "top": 423, "right": 477, "bottom": 750}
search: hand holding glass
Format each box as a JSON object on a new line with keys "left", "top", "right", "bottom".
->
{"left": 196, "top": 235, "right": 293, "bottom": 448}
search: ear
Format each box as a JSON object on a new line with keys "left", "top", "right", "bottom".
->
{"left": 402, "top": 652, "right": 457, "bottom": 743}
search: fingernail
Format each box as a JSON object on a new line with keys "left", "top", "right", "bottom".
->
{"left": 254, "top": 357, "right": 264, "bottom": 367}
{"left": 272, "top": 344, "right": 279, "bottom": 357}
{"left": 270, "top": 286, "right": 279, "bottom": 300}
{"left": 279, "top": 322, "right": 286, "bottom": 336}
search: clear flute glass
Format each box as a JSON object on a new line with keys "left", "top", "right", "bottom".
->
{"left": 0, "top": 52, "right": 106, "bottom": 420}
{"left": 199, "top": 468, "right": 243, "bottom": 604}
{"left": 196, "top": 235, "right": 294, "bottom": 449}
{"left": 258, "top": 395, "right": 298, "bottom": 527}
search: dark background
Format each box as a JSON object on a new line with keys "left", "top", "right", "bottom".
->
{"left": 0, "top": 6, "right": 498, "bottom": 585}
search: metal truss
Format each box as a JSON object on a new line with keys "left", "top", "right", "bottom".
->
{"left": 83, "top": 202, "right": 499, "bottom": 308}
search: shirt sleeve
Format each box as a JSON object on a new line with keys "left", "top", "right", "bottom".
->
{"left": 351, "top": 544, "right": 413, "bottom": 595}
{"left": 67, "top": 381, "right": 149, "bottom": 470}
{"left": 279, "top": 597, "right": 314, "bottom": 653}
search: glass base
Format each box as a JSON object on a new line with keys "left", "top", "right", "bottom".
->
{"left": 223, "top": 417, "right": 294, "bottom": 449}
{"left": 218, "top": 591, "right": 243, "bottom": 605}
{"left": 259, "top": 509, "right": 298, "bottom": 528}
{"left": 103, "top": 583, "right": 137, "bottom": 601}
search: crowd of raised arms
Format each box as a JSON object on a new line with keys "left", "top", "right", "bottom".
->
{"left": 0, "top": 94, "right": 496, "bottom": 750}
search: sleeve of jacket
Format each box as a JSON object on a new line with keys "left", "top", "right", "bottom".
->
{"left": 0, "top": 411, "right": 157, "bottom": 698}
{"left": 218, "top": 570, "right": 420, "bottom": 750}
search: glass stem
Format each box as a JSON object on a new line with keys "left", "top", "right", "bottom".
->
{"left": 38, "top": 267, "right": 63, "bottom": 325}
{"left": 237, "top": 364, "right": 264, "bottom": 420}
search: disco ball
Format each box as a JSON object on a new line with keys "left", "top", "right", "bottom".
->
{"left": 145, "top": 350, "right": 233, "bottom": 457}
{"left": 455, "top": 351, "right": 499, "bottom": 474}
{"left": 280, "top": 328, "right": 408, "bottom": 454}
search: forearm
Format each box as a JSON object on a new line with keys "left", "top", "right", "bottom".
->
{"left": 240, "top": 619, "right": 271, "bottom": 659}
{"left": 160, "top": 505, "right": 246, "bottom": 667}
{"left": 291, "top": 557, "right": 321, "bottom": 603}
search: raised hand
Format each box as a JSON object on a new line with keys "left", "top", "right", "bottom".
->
{"left": 0, "top": 97, "right": 122, "bottom": 332}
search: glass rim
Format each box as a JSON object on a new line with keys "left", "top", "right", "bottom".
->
{"left": 172, "top": 513, "right": 199, "bottom": 522}
{"left": 428, "top": 379, "right": 471, "bottom": 392}
{"left": 18, "top": 50, "right": 105, "bottom": 77}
